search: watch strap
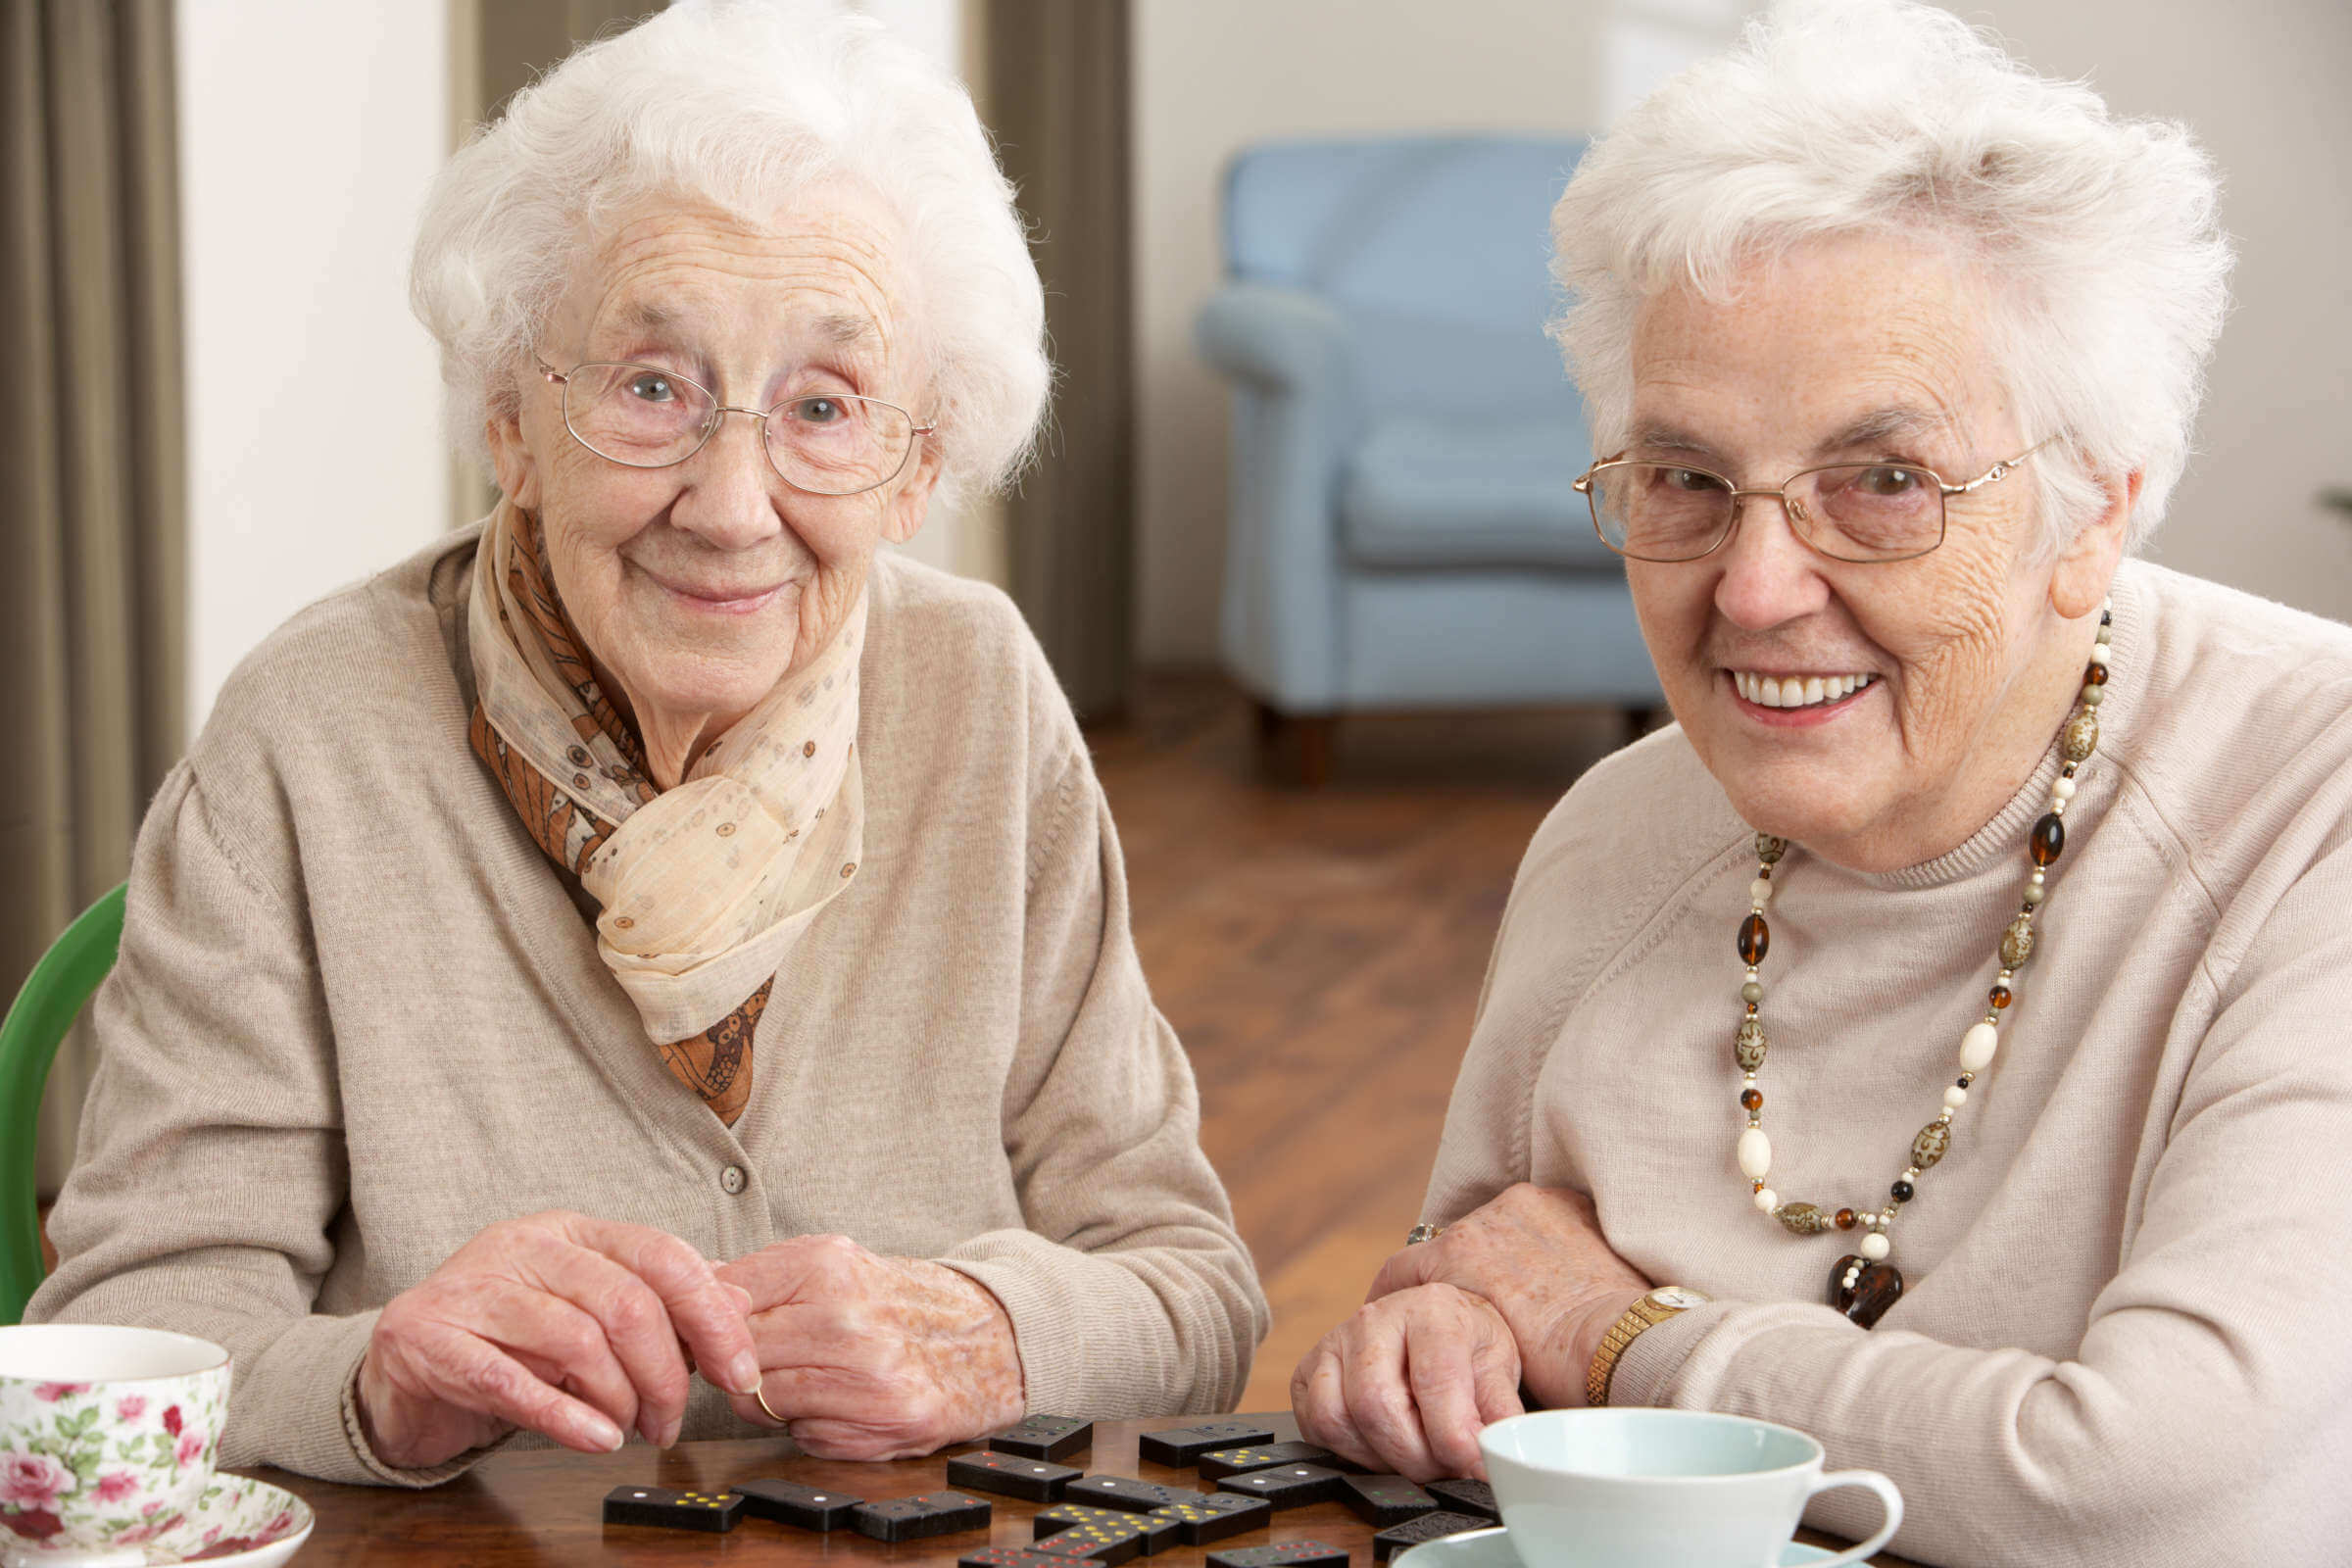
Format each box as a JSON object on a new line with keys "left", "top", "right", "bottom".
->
{"left": 1584, "top": 1291, "right": 1692, "bottom": 1407}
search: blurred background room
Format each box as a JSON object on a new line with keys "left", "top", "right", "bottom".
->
{"left": 8, "top": 0, "right": 2348, "bottom": 1405}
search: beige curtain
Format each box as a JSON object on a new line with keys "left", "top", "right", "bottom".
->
{"left": 985, "top": 0, "right": 1137, "bottom": 721}
{"left": 0, "top": 0, "right": 187, "bottom": 1197}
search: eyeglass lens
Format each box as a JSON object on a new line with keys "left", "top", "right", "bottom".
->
{"left": 1588, "top": 463, "right": 1945, "bottom": 562}
{"left": 560, "top": 363, "right": 914, "bottom": 495}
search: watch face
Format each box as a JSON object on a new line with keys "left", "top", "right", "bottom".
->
{"left": 1650, "top": 1286, "right": 1711, "bottom": 1310}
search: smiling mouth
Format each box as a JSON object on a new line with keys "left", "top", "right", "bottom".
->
{"left": 637, "top": 565, "right": 790, "bottom": 614}
{"left": 1731, "top": 670, "right": 1877, "bottom": 709}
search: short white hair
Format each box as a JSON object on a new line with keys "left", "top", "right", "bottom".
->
{"left": 1550, "top": 0, "right": 2232, "bottom": 552}
{"left": 411, "top": 0, "right": 1049, "bottom": 499}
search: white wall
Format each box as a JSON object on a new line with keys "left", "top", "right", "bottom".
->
{"left": 1962, "top": 0, "right": 2352, "bottom": 622}
{"left": 1136, "top": 0, "right": 2352, "bottom": 668}
{"left": 178, "top": 0, "right": 452, "bottom": 728}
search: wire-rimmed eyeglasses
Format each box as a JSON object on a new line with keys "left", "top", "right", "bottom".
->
{"left": 535, "top": 356, "right": 936, "bottom": 498}
{"left": 1572, "top": 440, "right": 2049, "bottom": 564}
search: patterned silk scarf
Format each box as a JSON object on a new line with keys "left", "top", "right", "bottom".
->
{"left": 466, "top": 501, "right": 865, "bottom": 1124}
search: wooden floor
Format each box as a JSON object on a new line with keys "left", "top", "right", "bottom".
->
{"left": 1088, "top": 677, "right": 1633, "bottom": 1411}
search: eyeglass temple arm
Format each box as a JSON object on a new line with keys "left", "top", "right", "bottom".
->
{"left": 1945, "top": 436, "right": 2057, "bottom": 495}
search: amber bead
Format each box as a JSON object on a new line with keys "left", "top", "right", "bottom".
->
{"left": 1740, "top": 1088, "right": 1763, "bottom": 1111}
{"left": 1890, "top": 1179, "right": 1916, "bottom": 1203}
{"left": 1835, "top": 1207, "right": 1856, "bottom": 1231}
{"left": 1989, "top": 984, "right": 2012, "bottom": 1008}
{"left": 1739, "top": 912, "right": 1770, "bottom": 965}
{"left": 2030, "top": 812, "right": 2065, "bottom": 866}
{"left": 2084, "top": 662, "right": 2108, "bottom": 685}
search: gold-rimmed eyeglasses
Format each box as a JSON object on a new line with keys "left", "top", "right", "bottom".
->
{"left": 535, "top": 356, "right": 936, "bottom": 498}
{"left": 1572, "top": 440, "right": 2049, "bottom": 564}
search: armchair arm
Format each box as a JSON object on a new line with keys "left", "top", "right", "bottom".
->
{"left": 1193, "top": 283, "right": 1359, "bottom": 711}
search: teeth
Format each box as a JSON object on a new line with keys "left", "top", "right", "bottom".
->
{"left": 1734, "top": 671, "right": 1874, "bottom": 708}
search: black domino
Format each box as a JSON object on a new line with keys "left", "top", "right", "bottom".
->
{"left": 601, "top": 1483, "right": 745, "bottom": 1533}
{"left": 850, "top": 1491, "right": 993, "bottom": 1543}
{"left": 1137, "top": 1422, "right": 1279, "bottom": 1468}
{"left": 1216, "top": 1464, "right": 1347, "bottom": 1509}
{"left": 1423, "top": 1480, "right": 1498, "bottom": 1522}
{"left": 1206, "top": 1543, "right": 1349, "bottom": 1568}
{"left": 950, "top": 1449, "right": 1082, "bottom": 1503}
{"left": 964, "top": 1550, "right": 1079, "bottom": 1568}
{"left": 1035, "top": 1503, "right": 1182, "bottom": 1555}
{"left": 1199, "top": 1443, "right": 1354, "bottom": 1480}
{"left": 1069, "top": 1474, "right": 1197, "bottom": 1513}
{"left": 734, "top": 1477, "right": 862, "bottom": 1531}
{"left": 1149, "top": 1491, "right": 1272, "bottom": 1544}
{"left": 1340, "top": 1473, "right": 1439, "bottom": 1527}
{"left": 1373, "top": 1512, "right": 1494, "bottom": 1561}
{"left": 1034, "top": 1524, "right": 1152, "bottom": 1567}
{"left": 990, "top": 1415, "right": 1095, "bottom": 1462}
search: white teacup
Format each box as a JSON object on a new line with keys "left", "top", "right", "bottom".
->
{"left": 0, "top": 1325, "right": 232, "bottom": 1568}
{"left": 1481, "top": 1408, "right": 1902, "bottom": 1568}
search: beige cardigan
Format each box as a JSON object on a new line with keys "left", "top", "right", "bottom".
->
{"left": 30, "top": 529, "right": 1268, "bottom": 1486}
{"left": 1423, "top": 560, "right": 2352, "bottom": 1566}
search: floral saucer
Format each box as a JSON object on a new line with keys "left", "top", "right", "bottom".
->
{"left": 1394, "top": 1524, "right": 1838, "bottom": 1568}
{"left": 80, "top": 1475, "right": 311, "bottom": 1568}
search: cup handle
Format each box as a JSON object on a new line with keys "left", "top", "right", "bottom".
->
{"left": 1798, "top": 1469, "right": 1904, "bottom": 1565}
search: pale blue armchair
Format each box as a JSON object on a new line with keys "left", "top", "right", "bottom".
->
{"left": 1196, "top": 136, "right": 1659, "bottom": 781}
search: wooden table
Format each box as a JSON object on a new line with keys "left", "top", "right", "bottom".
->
{"left": 258, "top": 1415, "right": 1916, "bottom": 1566}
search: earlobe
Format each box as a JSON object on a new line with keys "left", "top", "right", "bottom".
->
{"left": 486, "top": 405, "right": 540, "bottom": 512}
{"left": 880, "top": 443, "right": 944, "bottom": 546}
{"left": 2049, "top": 469, "right": 2137, "bottom": 620}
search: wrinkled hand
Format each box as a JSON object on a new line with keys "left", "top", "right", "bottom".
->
{"left": 1292, "top": 1283, "right": 1524, "bottom": 1481}
{"left": 357, "top": 1211, "right": 761, "bottom": 1471}
{"left": 717, "top": 1235, "right": 1025, "bottom": 1459}
{"left": 1370, "top": 1185, "right": 1650, "bottom": 1408}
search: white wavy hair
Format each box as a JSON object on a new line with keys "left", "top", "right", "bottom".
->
{"left": 411, "top": 0, "right": 1049, "bottom": 501}
{"left": 1550, "top": 0, "right": 2232, "bottom": 553}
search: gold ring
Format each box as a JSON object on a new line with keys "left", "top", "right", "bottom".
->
{"left": 753, "top": 1379, "right": 784, "bottom": 1426}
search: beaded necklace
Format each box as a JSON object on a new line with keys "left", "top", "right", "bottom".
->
{"left": 1730, "top": 602, "right": 2112, "bottom": 1330}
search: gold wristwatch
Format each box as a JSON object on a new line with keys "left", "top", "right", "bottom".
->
{"left": 1585, "top": 1286, "right": 1711, "bottom": 1406}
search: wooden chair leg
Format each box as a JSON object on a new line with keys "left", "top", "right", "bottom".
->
{"left": 1295, "top": 715, "right": 1335, "bottom": 790}
{"left": 1252, "top": 704, "right": 1338, "bottom": 788}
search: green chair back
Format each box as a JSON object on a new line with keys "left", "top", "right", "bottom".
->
{"left": 0, "top": 883, "right": 125, "bottom": 1326}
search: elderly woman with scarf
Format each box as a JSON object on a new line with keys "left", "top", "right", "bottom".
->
{"left": 1293, "top": 3, "right": 2352, "bottom": 1564}
{"left": 29, "top": 0, "right": 1264, "bottom": 1486}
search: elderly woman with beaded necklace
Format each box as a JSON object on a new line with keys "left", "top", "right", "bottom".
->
{"left": 1291, "top": 3, "right": 2352, "bottom": 1563}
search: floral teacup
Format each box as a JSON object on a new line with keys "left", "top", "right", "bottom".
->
{"left": 0, "top": 1325, "right": 230, "bottom": 1568}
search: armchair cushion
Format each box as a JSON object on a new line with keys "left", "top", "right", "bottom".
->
{"left": 1339, "top": 414, "right": 1616, "bottom": 571}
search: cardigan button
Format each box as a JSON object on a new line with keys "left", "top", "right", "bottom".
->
{"left": 719, "top": 1165, "right": 746, "bottom": 1196}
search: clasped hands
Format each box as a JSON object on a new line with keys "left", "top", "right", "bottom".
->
{"left": 1293, "top": 1184, "right": 1653, "bottom": 1480}
{"left": 356, "top": 1211, "right": 1024, "bottom": 1471}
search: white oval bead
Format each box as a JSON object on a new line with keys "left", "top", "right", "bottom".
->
{"left": 1859, "top": 1232, "right": 1891, "bottom": 1261}
{"left": 1943, "top": 1085, "right": 1968, "bottom": 1108}
{"left": 1737, "top": 1126, "right": 1773, "bottom": 1180}
{"left": 1959, "top": 1021, "right": 2000, "bottom": 1073}
{"left": 2051, "top": 776, "right": 2077, "bottom": 802}
{"left": 2087, "top": 643, "right": 2109, "bottom": 666}
{"left": 1749, "top": 877, "right": 1773, "bottom": 906}
{"left": 1753, "top": 1187, "right": 1778, "bottom": 1212}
